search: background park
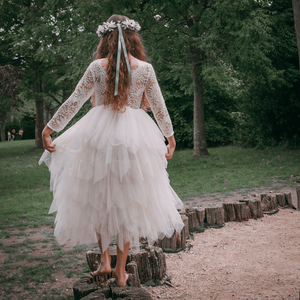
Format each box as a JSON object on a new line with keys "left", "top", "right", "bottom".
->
{"left": 1, "top": 0, "right": 300, "bottom": 299}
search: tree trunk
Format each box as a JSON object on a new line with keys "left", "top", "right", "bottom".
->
{"left": 292, "top": 0, "right": 300, "bottom": 70}
{"left": 35, "top": 98, "right": 44, "bottom": 148}
{"left": 34, "top": 81, "right": 44, "bottom": 148}
{"left": 190, "top": 45, "right": 209, "bottom": 157}
{"left": 0, "top": 111, "right": 6, "bottom": 142}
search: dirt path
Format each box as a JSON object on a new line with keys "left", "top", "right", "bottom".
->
{"left": 1, "top": 186, "right": 300, "bottom": 299}
{"left": 146, "top": 208, "right": 300, "bottom": 300}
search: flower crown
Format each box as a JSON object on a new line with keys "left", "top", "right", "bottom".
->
{"left": 96, "top": 19, "right": 141, "bottom": 38}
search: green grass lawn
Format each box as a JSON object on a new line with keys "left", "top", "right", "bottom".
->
{"left": 0, "top": 140, "right": 54, "bottom": 235}
{"left": 0, "top": 140, "right": 299, "bottom": 230}
{"left": 168, "top": 146, "right": 300, "bottom": 201}
{"left": 0, "top": 140, "right": 299, "bottom": 299}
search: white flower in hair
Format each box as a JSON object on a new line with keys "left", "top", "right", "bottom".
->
{"left": 96, "top": 25, "right": 106, "bottom": 37}
{"left": 105, "top": 21, "right": 117, "bottom": 32}
{"left": 97, "top": 19, "right": 141, "bottom": 37}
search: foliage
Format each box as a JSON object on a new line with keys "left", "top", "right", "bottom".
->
{"left": 0, "top": 65, "right": 21, "bottom": 116}
{"left": 232, "top": 1, "right": 300, "bottom": 149}
{"left": 157, "top": 63, "right": 239, "bottom": 148}
{"left": 5, "top": 114, "right": 35, "bottom": 140}
{"left": 1, "top": 0, "right": 299, "bottom": 149}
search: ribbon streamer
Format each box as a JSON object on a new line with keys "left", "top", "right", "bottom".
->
{"left": 114, "top": 23, "right": 132, "bottom": 96}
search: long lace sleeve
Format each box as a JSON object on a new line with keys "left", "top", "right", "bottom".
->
{"left": 47, "top": 62, "right": 96, "bottom": 132}
{"left": 145, "top": 65, "right": 174, "bottom": 138}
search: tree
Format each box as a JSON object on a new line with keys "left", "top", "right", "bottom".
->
{"left": 231, "top": 0, "right": 300, "bottom": 148}
{"left": 0, "top": 0, "right": 114, "bottom": 147}
{"left": 125, "top": 0, "right": 277, "bottom": 156}
{"left": 0, "top": 65, "right": 22, "bottom": 141}
{"left": 292, "top": 0, "right": 300, "bottom": 69}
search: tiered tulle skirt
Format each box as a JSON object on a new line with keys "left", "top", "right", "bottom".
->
{"left": 39, "top": 105, "right": 184, "bottom": 253}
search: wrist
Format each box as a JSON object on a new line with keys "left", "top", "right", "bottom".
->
{"left": 42, "top": 125, "right": 54, "bottom": 137}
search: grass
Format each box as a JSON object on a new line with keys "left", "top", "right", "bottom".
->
{"left": 167, "top": 146, "right": 300, "bottom": 200}
{"left": 0, "top": 139, "right": 300, "bottom": 298}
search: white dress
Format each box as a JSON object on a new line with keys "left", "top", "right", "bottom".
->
{"left": 39, "top": 58, "right": 184, "bottom": 253}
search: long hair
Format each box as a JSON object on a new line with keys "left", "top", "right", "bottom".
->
{"left": 94, "top": 14, "right": 150, "bottom": 111}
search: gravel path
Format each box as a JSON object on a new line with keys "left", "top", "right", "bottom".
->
{"left": 145, "top": 208, "right": 300, "bottom": 300}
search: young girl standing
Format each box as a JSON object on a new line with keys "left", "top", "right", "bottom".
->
{"left": 40, "top": 14, "right": 184, "bottom": 287}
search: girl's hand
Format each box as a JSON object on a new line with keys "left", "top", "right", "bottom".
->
{"left": 42, "top": 126, "right": 56, "bottom": 153}
{"left": 165, "top": 134, "right": 176, "bottom": 160}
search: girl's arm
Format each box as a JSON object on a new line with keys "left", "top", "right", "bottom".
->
{"left": 42, "top": 126, "right": 55, "bottom": 153}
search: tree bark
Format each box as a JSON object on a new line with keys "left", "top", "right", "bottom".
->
{"left": 292, "top": 0, "right": 300, "bottom": 70}
{"left": 190, "top": 45, "right": 209, "bottom": 157}
{"left": 34, "top": 81, "right": 44, "bottom": 148}
{"left": 0, "top": 111, "right": 6, "bottom": 142}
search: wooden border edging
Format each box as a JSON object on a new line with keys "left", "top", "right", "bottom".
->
{"left": 157, "top": 190, "right": 297, "bottom": 253}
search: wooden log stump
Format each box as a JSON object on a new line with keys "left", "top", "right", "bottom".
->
{"left": 284, "top": 192, "right": 293, "bottom": 207}
{"left": 248, "top": 199, "right": 264, "bottom": 218}
{"left": 276, "top": 193, "right": 286, "bottom": 207}
{"left": 261, "top": 195, "right": 277, "bottom": 212}
{"left": 73, "top": 274, "right": 111, "bottom": 300}
{"left": 297, "top": 187, "right": 300, "bottom": 211}
{"left": 233, "top": 202, "right": 248, "bottom": 222}
{"left": 74, "top": 279, "right": 152, "bottom": 300}
{"left": 238, "top": 200, "right": 252, "bottom": 219}
{"left": 260, "top": 193, "right": 267, "bottom": 201}
{"left": 186, "top": 207, "right": 205, "bottom": 233}
{"left": 186, "top": 208, "right": 200, "bottom": 232}
{"left": 80, "top": 290, "right": 107, "bottom": 300}
{"left": 196, "top": 207, "right": 205, "bottom": 223}
{"left": 222, "top": 202, "right": 236, "bottom": 222}
{"left": 111, "top": 286, "right": 152, "bottom": 300}
{"left": 127, "top": 261, "right": 141, "bottom": 287}
{"left": 205, "top": 204, "right": 224, "bottom": 228}
{"left": 179, "top": 215, "right": 189, "bottom": 249}
{"left": 157, "top": 214, "right": 189, "bottom": 252}
{"left": 86, "top": 246, "right": 166, "bottom": 285}
{"left": 147, "top": 247, "right": 166, "bottom": 281}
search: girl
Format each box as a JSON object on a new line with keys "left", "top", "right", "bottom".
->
{"left": 40, "top": 14, "right": 184, "bottom": 287}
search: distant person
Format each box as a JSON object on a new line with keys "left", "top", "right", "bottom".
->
{"left": 18, "top": 129, "right": 23, "bottom": 140}
{"left": 7, "top": 131, "right": 11, "bottom": 141}
{"left": 11, "top": 129, "right": 15, "bottom": 141}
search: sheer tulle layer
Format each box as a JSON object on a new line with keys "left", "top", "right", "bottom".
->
{"left": 39, "top": 105, "right": 184, "bottom": 253}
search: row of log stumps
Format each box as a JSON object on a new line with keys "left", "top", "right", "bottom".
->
{"left": 73, "top": 189, "right": 299, "bottom": 299}
{"left": 156, "top": 191, "right": 297, "bottom": 253}
{"left": 260, "top": 192, "right": 295, "bottom": 214}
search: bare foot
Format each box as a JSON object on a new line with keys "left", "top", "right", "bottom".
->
{"left": 92, "top": 259, "right": 111, "bottom": 276}
{"left": 114, "top": 271, "right": 129, "bottom": 287}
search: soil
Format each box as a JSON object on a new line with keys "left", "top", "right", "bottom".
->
{"left": 1, "top": 185, "right": 300, "bottom": 300}
{"left": 145, "top": 185, "right": 300, "bottom": 300}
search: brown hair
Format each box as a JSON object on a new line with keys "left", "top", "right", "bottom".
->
{"left": 94, "top": 14, "right": 149, "bottom": 111}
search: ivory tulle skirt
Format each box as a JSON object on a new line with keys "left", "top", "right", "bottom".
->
{"left": 39, "top": 105, "right": 184, "bottom": 253}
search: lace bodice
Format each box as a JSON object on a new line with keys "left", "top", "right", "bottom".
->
{"left": 47, "top": 59, "right": 174, "bottom": 137}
